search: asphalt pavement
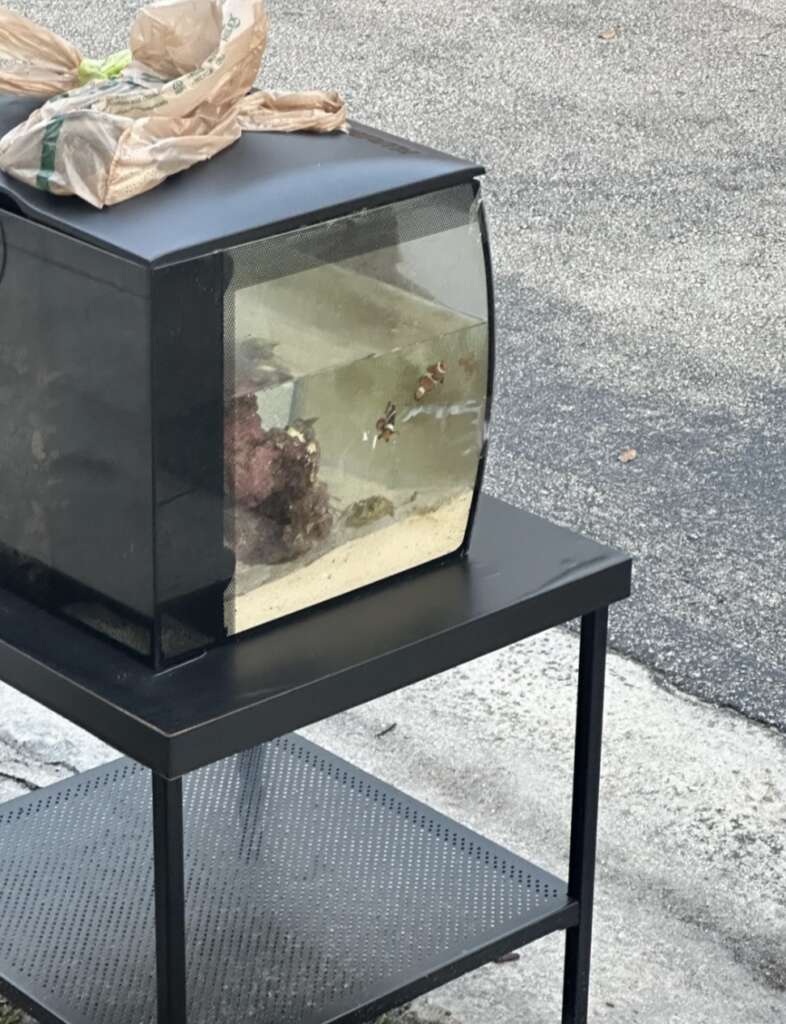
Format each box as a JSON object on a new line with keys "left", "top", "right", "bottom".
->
{"left": 7, "top": 0, "right": 783, "bottom": 727}
{"left": 265, "top": 0, "right": 786, "bottom": 730}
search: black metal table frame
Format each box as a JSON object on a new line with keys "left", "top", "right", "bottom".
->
{"left": 0, "top": 497, "right": 629, "bottom": 1024}
{"left": 147, "top": 608, "right": 607, "bottom": 1024}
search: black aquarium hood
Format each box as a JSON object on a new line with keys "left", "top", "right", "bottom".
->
{"left": 0, "top": 93, "right": 484, "bottom": 267}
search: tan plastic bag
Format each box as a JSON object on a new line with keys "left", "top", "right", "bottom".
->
{"left": 0, "top": 0, "right": 347, "bottom": 208}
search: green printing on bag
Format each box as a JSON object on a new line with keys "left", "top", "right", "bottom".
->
{"left": 36, "top": 115, "right": 65, "bottom": 193}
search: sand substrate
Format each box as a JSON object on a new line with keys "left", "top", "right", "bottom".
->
{"left": 227, "top": 491, "right": 473, "bottom": 635}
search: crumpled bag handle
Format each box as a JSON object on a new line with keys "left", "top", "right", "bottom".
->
{"left": 239, "top": 90, "right": 347, "bottom": 134}
{"left": 0, "top": 8, "right": 83, "bottom": 96}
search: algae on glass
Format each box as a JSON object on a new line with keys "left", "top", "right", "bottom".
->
{"left": 223, "top": 185, "right": 490, "bottom": 635}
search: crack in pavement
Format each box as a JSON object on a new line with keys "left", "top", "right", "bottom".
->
{"left": 44, "top": 759, "right": 81, "bottom": 776}
{"left": 0, "top": 770, "right": 36, "bottom": 792}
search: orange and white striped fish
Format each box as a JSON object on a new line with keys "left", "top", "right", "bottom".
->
{"left": 415, "top": 361, "right": 447, "bottom": 401}
{"left": 375, "top": 401, "right": 397, "bottom": 443}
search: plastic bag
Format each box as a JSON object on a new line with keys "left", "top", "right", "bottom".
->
{"left": 0, "top": 0, "right": 347, "bottom": 208}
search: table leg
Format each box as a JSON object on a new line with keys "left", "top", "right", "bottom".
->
{"left": 153, "top": 774, "right": 188, "bottom": 1024}
{"left": 562, "top": 608, "right": 608, "bottom": 1024}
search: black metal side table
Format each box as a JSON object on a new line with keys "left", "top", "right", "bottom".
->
{"left": 0, "top": 496, "right": 631, "bottom": 1024}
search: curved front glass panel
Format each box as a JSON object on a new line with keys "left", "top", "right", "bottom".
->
{"left": 224, "top": 183, "right": 491, "bottom": 636}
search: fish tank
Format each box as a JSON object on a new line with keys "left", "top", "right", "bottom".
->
{"left": 0, "top": 93, "right": 494, "bottom": 668}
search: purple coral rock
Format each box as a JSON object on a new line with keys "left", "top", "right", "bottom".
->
{"left": 225, "top": 396, "right": 333, "bottom": 564}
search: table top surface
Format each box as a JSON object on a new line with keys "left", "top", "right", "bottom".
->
{"left": 0, "top": 94, "right": 482, "bottom": 266}
{"left": 0, "top": 496, "right": 631, "bottom": 777}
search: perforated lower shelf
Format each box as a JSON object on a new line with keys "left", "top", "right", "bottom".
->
{"left": 0, "top": 736, "right": 576, "bottom": 1024}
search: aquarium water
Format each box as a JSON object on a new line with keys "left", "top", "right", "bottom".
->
{"left": 224, "top": 206, "right": 490, "bottom": 636}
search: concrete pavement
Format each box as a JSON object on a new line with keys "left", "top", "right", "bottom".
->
{"left": 305, "top": 628, "right": 786, "bottom": 1023}
{"left": 1, "top": 627, "right": 784, "bottom": 1022}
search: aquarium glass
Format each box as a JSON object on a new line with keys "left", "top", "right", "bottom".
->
{"left": 223, "top": 184, "right": 490, "bottom": 636}
{"left": 0, "top": 181, "right": 491, "bottom": 667}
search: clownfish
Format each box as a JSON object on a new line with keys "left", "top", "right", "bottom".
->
{"left": 376, "top": 401, "right": 397, "bottom": 443}
{"left": 415, "top": 361, "right": 447, "bottom": 401}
